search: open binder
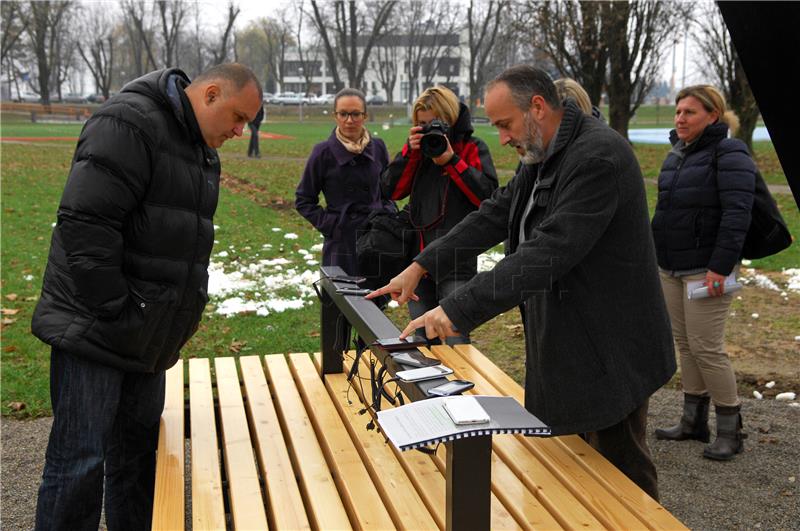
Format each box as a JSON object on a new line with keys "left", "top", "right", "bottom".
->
{"left": 377, "top": 395, "right": 550, "bottom": 451}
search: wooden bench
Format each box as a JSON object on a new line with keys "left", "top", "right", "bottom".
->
{"left": 0, "top": 102, "right": 90, "bottom": 122}
{"left": 152, "top": 347, "right": 686, "bottom": 530}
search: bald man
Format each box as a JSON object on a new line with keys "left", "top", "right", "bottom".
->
{"left": 32, "top": 64, "right": 262, "bottom": 530}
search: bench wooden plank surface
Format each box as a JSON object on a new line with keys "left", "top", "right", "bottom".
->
{"left": 188, "top": 358, "right": 226, "bottom": 531}
{"left": 240, "top": 355, "right": 311, "bottom": 531}
{"left": 264, "top": 354, "right": 353, "bottom": 530}
{"left": 152, "top": 360, "right": 184, "bottom": 531}
{"left": 452, "top": 344, "right": 688, "bottom": 530}
{"left": 289, "top": 353, "right": 397, "bottom": 530}
{"left": 325, "top": 370, "right": 444, "bottom": 531}
{"left": 214, "top": 357, "right": 269, "bottom": 530}
{"left": 342, "top": 356, "right": 522, "bottom": 531}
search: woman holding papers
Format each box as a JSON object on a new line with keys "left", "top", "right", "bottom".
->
{"left": 651, "top": 85, "right": 756, "bottom": 461}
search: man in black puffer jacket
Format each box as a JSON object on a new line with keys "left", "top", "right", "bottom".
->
{"left": 31, "top": 64, "right": 262, "bottom": 530}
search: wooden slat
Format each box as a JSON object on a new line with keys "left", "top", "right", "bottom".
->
{"left": 189, "top": 358, "right": 226, "bottom": 530}
{"left": 152, "top": 361, "right": 184, "bottom": 531}
{"left": 239, "top": 355, "right": 311, "bottom": 531}
{"left": 264, "top": 354, "right": 352, "bottom": 531}
{"left": 451, "top": 344, "right": 688, "bottom": 530}
{"left": 430, "top": 346, "right": 613, "bottom": 529}
{"left": 289, "top": 353, "right": 396, "bottom": 530}
{"left": 325, "top": 371, "right": 442, "bottom": 531}
{"left": 342, "top": 355, "right": 521, "bottom": 531}
{"left": 214, "top": 357, "right": 269, "bottom": 530}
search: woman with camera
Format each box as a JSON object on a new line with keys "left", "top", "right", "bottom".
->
{"left": 295, "top": 88, "right": 392, "bottom": 275}
{"left": 382, "top": 86, "right": 498, "bottom": 344}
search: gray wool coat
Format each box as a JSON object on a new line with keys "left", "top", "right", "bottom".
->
{"left": 415, "top": 101, "right": 676, "bottom": 435}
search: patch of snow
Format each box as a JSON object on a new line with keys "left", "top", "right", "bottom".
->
{"left": 794, "top": 336, "right": 800, "bottom": 342}
{"left": 478, "top": 251, "right": 504, "bottom": 272}
{"left": 751, "top": 313, "right": 759, "bottom": 319}
{"left": 775, "top": 392, "right": 797, "bottom": 401}
{"left": 311, "top": 243, "right": 323, "bottom": 252}
{"left": 753, "top": 390, "right": 763, "bottom": 400}
{"left": 789, "top": 403, "right": 800, "bottom": 409}
{"left": 765, "top": 381, "right": 776, "bottom": 389}
{"left": 24, "top": 274, "right": 34, "bottom": 281}
{"left": 214, "top": 224, "right": 220, "bottom": 230}
{"left": 284, "top": 233, "right": 299, "bottom": 240}
{"left": 216, "top": 251, "right": 229, "bottom": 258}
{"left": 741, "top": 259, "right": 752, "bottom": 266}
{"left": 784, "top": 268, "right": 800, "bottom": 292}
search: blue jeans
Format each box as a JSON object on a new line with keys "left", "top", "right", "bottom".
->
{"left": 35, "top": 348, "right": 166, "bottom": 531}
{"left": 408, "top": 277, "right": 470, "bottom": 345}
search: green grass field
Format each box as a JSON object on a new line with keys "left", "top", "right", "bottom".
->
{"left": 1, "top": 111, "right": 797, "bottom": 417}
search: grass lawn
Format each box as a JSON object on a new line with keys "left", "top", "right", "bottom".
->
{"left": 1, "top": 112, "right": 797, "bottom": 417}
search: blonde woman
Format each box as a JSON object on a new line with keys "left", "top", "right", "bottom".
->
{"left": 651, "top": 85, "right": 756, "bottom": 460}
{"left": 382, "top": 86, "right": 497, "bottom": 344}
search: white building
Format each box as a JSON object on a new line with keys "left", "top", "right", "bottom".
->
{"left": 279, "top": 31, "right": 470, "bottom": 104}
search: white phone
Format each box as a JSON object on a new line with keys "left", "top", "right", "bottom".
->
{"left": 396, "top": 365, "right": 454, "bottom": 382}
{"left": 443, "top": 396, "right": 490, "bottom": 425}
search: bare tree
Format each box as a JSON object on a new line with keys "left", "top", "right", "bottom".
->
{"left": 293, "top": 1, "right": 322, "bottom": 95}
{"left": 77, "top": 5, "right": 116, "bottom": 98}
{"left": 157, "top": 0, "right": 187, "bottom": 67}
{"left": 261, "top": 15, "right": 293, "bottom": 92}
{"left": 523, "top": 0, "right": 609, "bottom": 106}
{"left": 466, "top": 0, "right": 507, "bottom": 110}
{"left": 51, "top": 6, "right": 80, "bottom": 101}
{"left": 606, "top": 0, "right": 686, "bottom": 139}
{"left": 25, "top": 1, "right": 72, "bottom": 104}
{"left": 692, "top": 3, "right": 758, "bottom": 151}
{"left": 375, "top": 42, "right": 398, "bottom": 103}
{"left": 211, "top": 1, "right": 240, "bottom": 65}
{"left": 1, "top": 2, "right": 31, "bottom": 98}
{"left": 310, "top": 0, "right": 396, "bottom": 90}
{"left": 122, "top": 0, "right": 158, "bottom": 74}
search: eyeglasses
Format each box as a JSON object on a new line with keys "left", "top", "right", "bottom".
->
{"left": 335, "top": 111, "right": 366, "bottom": 121}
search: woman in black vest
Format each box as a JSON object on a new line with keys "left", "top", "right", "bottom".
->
{"left": 651, "top": 85, "right": 756, "bottom": 460}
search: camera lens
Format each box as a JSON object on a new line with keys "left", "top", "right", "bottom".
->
{"left": 420, "top": 132, "right": 447, "bottom": 158}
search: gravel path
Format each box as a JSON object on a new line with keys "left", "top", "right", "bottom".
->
{"left": 2, "top": 387, "right": 798, "bottom": 530}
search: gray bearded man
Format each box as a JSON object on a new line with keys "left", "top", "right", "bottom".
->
{"left": 368, "top": 65, "right": 676, "bottom": 499}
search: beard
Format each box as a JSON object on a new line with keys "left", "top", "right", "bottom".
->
{"left": 515, "top": 112, "right": 546, "bottom": 165}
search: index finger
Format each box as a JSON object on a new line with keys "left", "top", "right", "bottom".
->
{"left": 365, "top": 285, "right": 393, "bottom": 299}
{"left": 399, "top": 317, "right": 424, "bottom": 339}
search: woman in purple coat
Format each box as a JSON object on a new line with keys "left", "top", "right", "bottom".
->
{"left": 295, "top": 88, "right": 392, "bottom": 274}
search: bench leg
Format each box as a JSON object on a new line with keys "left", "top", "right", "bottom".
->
{"left": 320, "top": 286, "right": 348, "bottom": 374}
{"left": 446, "top": 436, "right": 492, "bottom": 531}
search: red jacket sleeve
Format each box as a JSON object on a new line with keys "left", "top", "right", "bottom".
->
{"left": 443, "top": 138, "right": 499, "bottom": 206}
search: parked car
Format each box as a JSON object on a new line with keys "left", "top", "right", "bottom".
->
{"left": 16, "top": 92, "right": 41, "bottom": 103}
{"left": 62, "top": 93, "right": 88, "bottom": 104}
{"left": 367, "top": 94, "right": 386, "bottom": 105}
{"left": 273, "top": 92, "right": 306, "bottom": 105}
{"left": 87, "top": 93, "right": 107, "bottom": 104}
{"left": 312, "top": 93, "right": 336, "bottom": 106}
{"left": 263, "top": 92, "right": 274, "bottom": 105}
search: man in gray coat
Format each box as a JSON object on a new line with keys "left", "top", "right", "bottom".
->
{"left": 368, "top": 65, "right": 675, "bottom": 500}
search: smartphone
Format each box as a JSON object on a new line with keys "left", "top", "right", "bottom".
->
{"left": 396, "top": 365, "right": 453, "bottom": 382}
{"left": 335, "top": 287, "right": 372, "bottom": 296}
{"left": 443, "top": 396, "right": 490, "bottom": 425}
{"left": 375, "top": 336, "right": 428, "bottom": 351}
{"left": 330, "top": 275, "right": 366, "bottom": 285}
{"left": 392, "top": 351, "right": 440, "bottom": 368}
{"left": 427, "top": 379, "right": 475, "bottom": 397}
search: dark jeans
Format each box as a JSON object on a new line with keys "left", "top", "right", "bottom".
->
{"left": 35, "top": 348, "right": 166, "bottom": 531}
{"left": 408, "top": 276, "right": 470, "bottom": 345}
{"left": 247, "top": 124, "right": 260, "bottom": 157}
{"left": 581, "top": 399, "right": 660, "bottom": 501}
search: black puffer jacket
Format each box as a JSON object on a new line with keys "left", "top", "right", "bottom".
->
{"left": 651, "top": 123, "right": 756, "bottom": 275}
{"left": 32, "top": 68, "right": 219, "bottom": 373}
{"left": 381, "top": 103, "right": 498, "bottom": 280}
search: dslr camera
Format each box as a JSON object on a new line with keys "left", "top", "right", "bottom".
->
{"left": 419, "top": 119, "right": 450, "bottom": 158}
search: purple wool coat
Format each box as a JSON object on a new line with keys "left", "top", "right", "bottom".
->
{"left": 295, "top": 128, "right": 392, "bottom": 274}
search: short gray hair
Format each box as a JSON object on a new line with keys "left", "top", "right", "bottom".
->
{"left": 487, "top": 65, "right": 561, "bottom": 111}
{"left": 193, "top": 63, "right": 262, "bottom": 98}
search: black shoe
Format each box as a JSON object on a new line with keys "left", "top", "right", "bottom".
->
{"left": 655, "top": 393, "right": 711, "bottom": 442}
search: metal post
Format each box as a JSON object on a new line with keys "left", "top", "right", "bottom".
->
{"left": 446, "top": 436, "right": 492, "bottom": 531}
{"left": 320, "top": 284, "right": 347, "bottom": 375}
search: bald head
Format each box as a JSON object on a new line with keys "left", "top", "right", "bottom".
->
{"left": 185, "top": 63, "right": 263, "bottom": 148}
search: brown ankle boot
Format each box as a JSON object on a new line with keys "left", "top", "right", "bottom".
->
{"left": 655, "top": 393, "right": 711, "bottom": 442}
{"left": 703, "top": 404, "right": 747, "bottom": 461}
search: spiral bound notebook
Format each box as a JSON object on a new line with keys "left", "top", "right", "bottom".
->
{"left": 376, "top": 395, "right": 550, "bottom": 451}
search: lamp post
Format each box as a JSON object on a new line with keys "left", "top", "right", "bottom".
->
{"left": 298, "top": 66, "right": 304, "bottom": 123}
